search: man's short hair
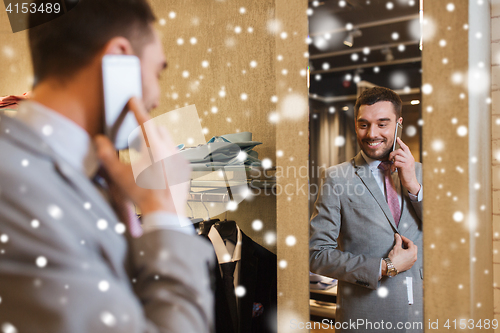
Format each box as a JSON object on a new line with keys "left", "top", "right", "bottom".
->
{"left": 29, "top": 0, "right": 156, "bottom": 86}
{"left": 354, "top": 87, "right": 402, "bottom": 120}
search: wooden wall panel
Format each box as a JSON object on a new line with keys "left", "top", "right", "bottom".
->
{"left": 423, "top": 0, "right": 493, "bottom": 329}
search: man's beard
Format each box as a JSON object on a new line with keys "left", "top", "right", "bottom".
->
{"left": 358, "top": 139, "right": 393, "bottom": 161}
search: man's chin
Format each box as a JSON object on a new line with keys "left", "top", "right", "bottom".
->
{"left": 361, "top": 147, "right": 390, "bottom": 161}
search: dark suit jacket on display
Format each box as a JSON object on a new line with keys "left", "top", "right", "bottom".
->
{"left": 309, "top": 152, "right": 423, "bottom": 333}
{"left": 211, "top": 230, "right": 277, "bottom": 333}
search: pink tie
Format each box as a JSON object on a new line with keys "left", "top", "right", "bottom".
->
{"left": 378, "top": 161, "right": 401, "bottom": 227}
{"left": 95, "top": 168, "right": 143, "bottom": 238}
{"left": 112, "top": 191, "right": 143, "bottom": 238}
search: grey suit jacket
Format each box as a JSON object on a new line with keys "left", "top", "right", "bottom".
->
{"left": 0, "top": 115, "right": 215, "bottom": 333}
{"left": 310, "top": 153, "right": 423, "bottom": 333}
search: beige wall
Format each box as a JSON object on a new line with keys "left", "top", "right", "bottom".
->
{"left": 0, "top": 11, "right": 32, "bottom": 95}
{"left": 274, "top": 1, "right": 309, "bottom": 331}
{"left": 423, "top": 0, "right": 494, "bottom": 330}
{"left": 492, "top": 0, "right": 500, "bottom": 329}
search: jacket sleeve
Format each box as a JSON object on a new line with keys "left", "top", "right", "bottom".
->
{"left": 309, "top": 172, "right": 381, "bottom": 290}
{"left": 0, "top": 189, "right": 215, "bottom": 333}
{"left": 127, "top": 229, "right": 215, "bottom": 333}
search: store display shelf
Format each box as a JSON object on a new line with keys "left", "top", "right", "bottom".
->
{"left": 190, "top": 166, "right": 276, "bottom": 190}
{"left": 310, "top": 286, "right": 337, "bottom": 296}
{"left": 188, "top": 191, "right": 229, "bottom": 203}
{"left": 309, "top": 299, "right": 336, "bottom": 319}
{"left": 190, "top": 179, "right": 276, "bottom": 189}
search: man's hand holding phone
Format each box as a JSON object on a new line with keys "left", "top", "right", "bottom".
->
{"left": 95, "top": 97, "right": 189, "bottom": 217}
{"left": 388, "top": 137, "right": 421, "bottom": 196}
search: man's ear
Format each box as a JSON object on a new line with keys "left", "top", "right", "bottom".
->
{"left": 398, "top": 117, "right": 403, "bottom": 125}
{"left": 102, "top": 37, "right": 135, "bottom": 56}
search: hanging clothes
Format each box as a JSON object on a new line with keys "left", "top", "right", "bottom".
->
{"left": 206, "top": 225, "right": 277, "bottom": 333}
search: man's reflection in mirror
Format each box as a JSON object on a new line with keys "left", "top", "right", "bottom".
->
{"left": 310, "top": 87, "right": 423, "bottom": 333}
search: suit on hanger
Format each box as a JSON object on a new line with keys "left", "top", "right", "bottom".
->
{"left": 0, "top": 113, "right": 215, "bottom": 332}
{"left": 208, "top": 228, "right": 277, "bottom": 333}
{"left": 310, "top": 152, "right": 423, "bottom": 333}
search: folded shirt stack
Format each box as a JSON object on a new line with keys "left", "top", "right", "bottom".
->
{"left": 179, "top": 132, "right": 262, "bottom": 168}
{"left": 310, "top": 272, "right": 338, "bottom": 290}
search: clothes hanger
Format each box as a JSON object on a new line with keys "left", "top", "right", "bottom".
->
{"left": 194, "top": 193, "right": 219, "bottom": 236}
{"left": 187, "top": 200, "right": 204, "bottom": 224}
{"left": 215, "top": 193, "right": 238, "bottom": 244}
{"left": 186, "top": 180, "right": 205, "bottom": 232}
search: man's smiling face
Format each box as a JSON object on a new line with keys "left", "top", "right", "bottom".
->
{"left": 355, "top": 101, "right": 402, "bottom": 161}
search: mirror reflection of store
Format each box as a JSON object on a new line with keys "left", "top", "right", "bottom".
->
{"left": 307, "top": 0, "right": 422, "bottom": 327}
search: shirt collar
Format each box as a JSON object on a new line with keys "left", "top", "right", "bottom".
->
{"left": 360, "top": 150, "right": 397, "bottom": 174}
{"left": 15, "top": 100, "right": 99, "bottom": 178}
{"left": 360, "top": 150, "right": 383, "bottom": 171}
{"left": 208, "top": 224, "right": 242, "bottom": 263}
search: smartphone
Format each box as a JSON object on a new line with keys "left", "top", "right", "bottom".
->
{"left": 392, "top": 122, "right": 403, "bottom": 152}
{"left": 102, "top": 55, "right": 142, "bottom": 150}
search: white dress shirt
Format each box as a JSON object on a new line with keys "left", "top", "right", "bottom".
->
{"left": 359, "top": 151, "right": 422, "bottom": 279}
{"left": 208, "top": 224, "right": 242, "bottom": 289}
{"left": 16, "top": 100, "right": 194, "bottom": 235}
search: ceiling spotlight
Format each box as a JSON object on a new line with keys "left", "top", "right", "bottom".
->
{"left": 343, "top": 29, "right": 362, "bottom": 47}
{"left": 343, "top": 34, "right": 353, "bottom": 47}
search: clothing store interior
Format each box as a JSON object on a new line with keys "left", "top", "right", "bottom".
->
{"left": 1, "top": 0, "right": 499, "bottom": 331}
{"left": 307, "top": 0, "right": 422, "bottom": 328}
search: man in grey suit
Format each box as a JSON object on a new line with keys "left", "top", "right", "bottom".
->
{"left": 310, "top": 87, "right": 423, "bottom": 333}
{"left": 0, "top": 0, "right": 215, "bottom": 332}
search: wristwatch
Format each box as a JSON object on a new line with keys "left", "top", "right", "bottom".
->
{"left": 384, "top": 258, "right": 398, "bottom": 277}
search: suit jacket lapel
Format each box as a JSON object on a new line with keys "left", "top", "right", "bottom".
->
{"left": 50, "top": 159, "right": 128, "bottom": 278}
{"left": 397, "top": 182, "right": 412, "bottom": 234}
{"left": 352, "top": 153, "right": 398, "bottom": 232}
{"left": 239, "top": 232, "right": 258, "bottom": 333}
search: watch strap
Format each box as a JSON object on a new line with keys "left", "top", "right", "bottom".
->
{"left": 384, "top": 257, "right": 398, "bottom": 277}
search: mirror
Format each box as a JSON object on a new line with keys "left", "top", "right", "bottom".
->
{"left": 307, "top": 0, "right": 423, "bottom": 331}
